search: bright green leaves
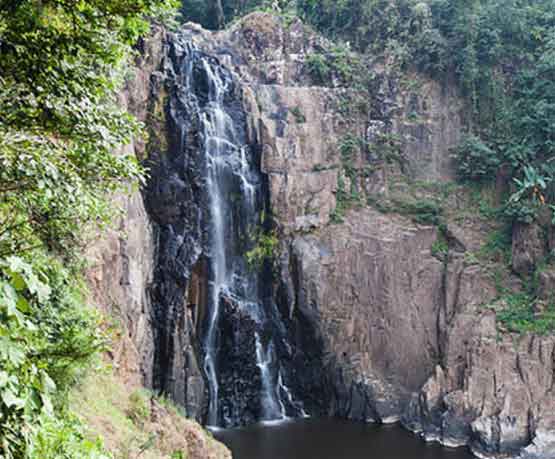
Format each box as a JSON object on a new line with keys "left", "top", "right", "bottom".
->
{"left": 0, "top": 125, "right": 144, "bottom": 258}
{"left": 2, "top": 388, "right": 25, "bottom": 410}
{"left": 0, "top": 0, "right": 176, "bottom": 260}
{"left": 0, "top": 257, "right": 53, "bottom": 421}
{"left": 0, "top": 255, "right": 106, "bottom": 457}
{"left": 0, "top": 337, "right": 26, "bottom": 368}
{"left": 4, "top": 256, "right": 51, "bottom": 303}
{"left": 246, "top": 230, "right": 279, "bottom": 270}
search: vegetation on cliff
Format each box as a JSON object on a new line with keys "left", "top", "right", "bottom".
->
{"left": 185, "top": 0, "right": 555, "bottom": 224}
{"left": 184, "top": 1, "right": 555, "bottom": 336}
{"left": 0, "top": 0, "right": 178, "bottom": 457}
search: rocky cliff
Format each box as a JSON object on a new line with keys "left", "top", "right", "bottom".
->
{"left": 90, "top": 13, "right": 555, "bottom": 459}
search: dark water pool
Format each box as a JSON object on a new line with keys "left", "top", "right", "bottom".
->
{"left": 213, "top": 418, "right": 476, "bottom": 459}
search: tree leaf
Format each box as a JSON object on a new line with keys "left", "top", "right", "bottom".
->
{"left": 2, "top": 388, "right": 25, "bottom": 409}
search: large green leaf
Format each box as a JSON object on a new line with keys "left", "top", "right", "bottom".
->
{"left": 2, "top": 388, "right": 25, "bottom": 409}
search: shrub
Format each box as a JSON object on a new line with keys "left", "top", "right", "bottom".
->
{"left": 306, "top": 53, "right": 332, "bottom": 85}
{"left": 431, "top": 236, "right": 449, "bottom": 259}
{"left": 494, "top": 293, "right": 555, "bottom": 336}
{"left": 290, "top": 106, "right": 306, "bottom": 123}
{"left": 0, "top": 256, "right": 105, "bottom": 457}
{"left": 454, "top": 134, "right": 500, "bottom": 182}
{"left": 393, "top": 198, "right": 443, "bottom": 225}
{"left": 127, "top": 390, "right": 151, "bottom": 426}
{"left": 246, "top": 231, "right": 279, "bottom": 269}
{"left": 478, "top": 226, "right": 513, "bottom": 264}
{"left": 29, "top": 413, "right": 109, "bottom": 459}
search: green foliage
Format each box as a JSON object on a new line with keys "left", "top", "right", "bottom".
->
{"left": 289, "top": 106, "right": 306, "bottom": 123}
{"left": 331, "top": 141, "right": 366, "bottom": 224}
{"left": 454, "top": 134, "right": 500, "bottom": 182}
{"left": 246, "top": 230, "right": 279, "bottom": 269}
{"left": 367, "top": 194, "right": 443, "bottom": 226}
{"left": 478, "top": 226, "right": 513, "bottom": 265}
{"left": 306, "top": 45, "right": 364, "bottom": 86}
{"left": 431, "top": 235, "right": 448, "bottom": 259}
{"left": 298, "top": 0, "right": 446, "bottom": 72}
{"left": 181, "top": 0, "right": 294, "bottom": 29}
{"left": 495, "top": 293, "right": 555, "bottom": 336}
{"left": 503, "top": 165, "right": 553, "bottom": 223}
{"left": 0, "top": 0, "right": 179, "bottom": 259}
{"left": 306, "top": 53, "right": 331, "bottom": 85}
{"left": 339, "top": 134, "right": 361, "bottom": 162}
{"left": 444, "top": 3, "right": 555, "bottom": 224}
{"left": 331, "top": 173, "right": 348, "bottom": 224}
{"left": 0, "top": 125, "right": 144, "bottom": 259}
{"left": 0, "top": 256, "right": 106, "bottom": 458}
{"left": 127, "top": 390, "right": 151, "bottom": 427}
{"left": 372, "top": 132, "right": 404, "bottom": 165}
{"left": 394, "top": 198, "right": 443, "bottom": 225}
{"left": 29, "top": 413, "right": 109, "bottom": 459}
{"left": 404, "top": 199, "right": 442, "bottom": 225}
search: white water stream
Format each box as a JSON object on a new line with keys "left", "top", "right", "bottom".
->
{"left": 195, "top": 55, "right": 288, "bottom": 426}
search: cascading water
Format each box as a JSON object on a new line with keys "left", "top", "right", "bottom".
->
{"left": 166, "top": 37, "right": 305, "bottom": 428}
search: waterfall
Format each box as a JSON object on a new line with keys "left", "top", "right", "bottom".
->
{"left": 166, "top": 39, "right": 304, "bottom": 427}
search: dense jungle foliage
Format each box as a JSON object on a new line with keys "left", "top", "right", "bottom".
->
{"left": 0, "top": 0, "right": 178, "bottom": 457}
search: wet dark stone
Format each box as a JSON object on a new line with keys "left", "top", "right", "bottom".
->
{"left": 142, "top": 31, "right": 321, "bottom": 428}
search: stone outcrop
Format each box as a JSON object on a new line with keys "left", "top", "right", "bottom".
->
{"left": 281, "top": 208, "right": 444, "bottom": 422}
{"left": 512, "top": 223, "right": 546, "bottom": 275}
{"left": 405, "top": 312, "right": 555, "bottom": 459}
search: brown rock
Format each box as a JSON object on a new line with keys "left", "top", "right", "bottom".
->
{"left": 537, "top": 268, "right": 555, "bottom": 302}
{"left": 512, "top": 222, "right": 546, "bottom": 275}
{"left": 283, "top": 208, "right": 443, "bottom": 421}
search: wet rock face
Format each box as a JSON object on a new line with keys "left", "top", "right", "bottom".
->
{"left": 217, "top": 296, "right": 262, "bottom": 426}
{"left": 143, "top": 38, "right": 209, "bottom": 419}
{"left": 143, "top": 30, "right": 312, "bottom": 427}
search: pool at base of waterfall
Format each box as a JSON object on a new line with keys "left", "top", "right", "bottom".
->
{"left": 212, "top": 418, "right": 476, "bottom": 459}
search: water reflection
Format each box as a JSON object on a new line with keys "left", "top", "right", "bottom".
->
{"left": 213, "top": 418, "right": 476, "bottom": 459}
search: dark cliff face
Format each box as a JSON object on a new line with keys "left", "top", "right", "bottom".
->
{"left": 142, "top": 31, "right": 323, "bottom": 427}
{"left": 143, "top": 36, "right": 208, "bottom": 419}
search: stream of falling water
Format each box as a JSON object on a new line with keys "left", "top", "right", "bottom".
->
{"left": 191, "top": 52, "right": 289, "bottom": 427}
